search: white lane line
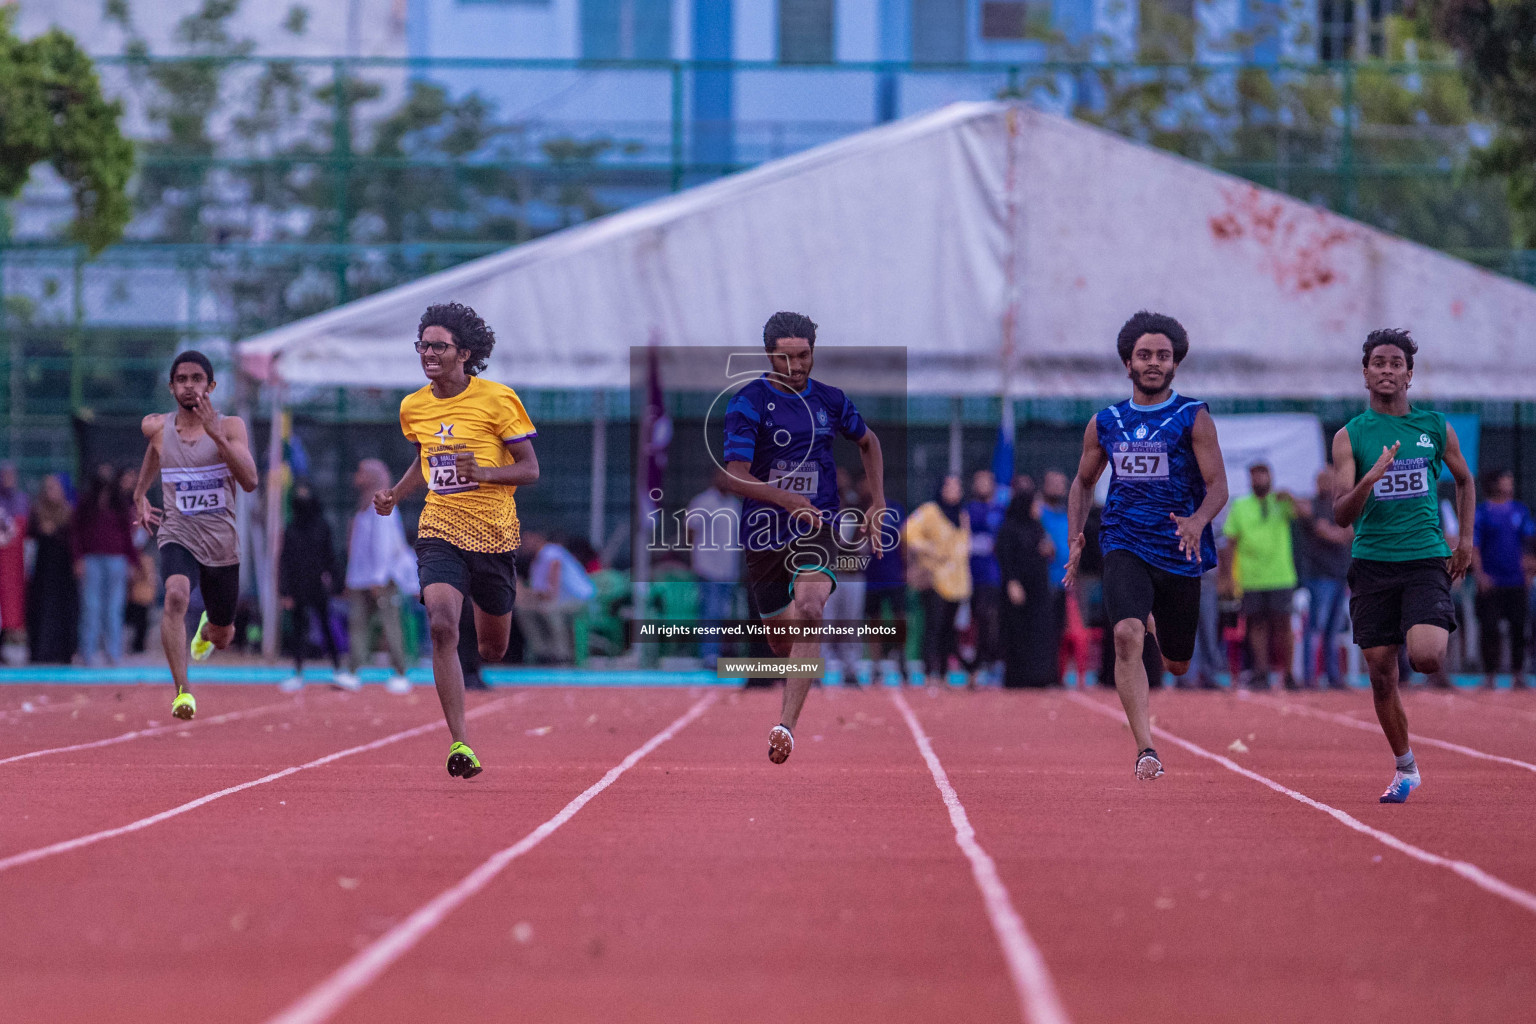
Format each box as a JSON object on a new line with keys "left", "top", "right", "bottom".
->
{"left": 1445, "top": 691, "right": 1536, "bottom": 724}
{"left": 0, "top": 698, "right": 512, "bottom": 874}
{"left": 0, "top": 698, "right": 303, "bottom": 767}
{"left": 891, "top": 690, "right": 1072, "bottom": 1024}
{"left": 1242, "top": 693, "right": 1536, "bottom": 775}
{"left": 0, "top": 700, "right": 88, "bottom": 723}
{"left": 1064, "top": 692, "right": 1536, "bottom": 917}
{"left": 264, "top": 691, "right": 717, "bottom": 1024}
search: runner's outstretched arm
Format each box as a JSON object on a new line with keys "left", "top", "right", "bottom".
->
{"left": 721, "top": 461, "right": 817, "bottom": 516}
{"left": 1332, "top": 429, "right": 1397, "bottom": 528}
{"left": 1443, "top": 423, "right": 1476, "bottom": 582}
{"left": 193, "top": 395, "right": 259, "bottom": 492}
{"left": 375, "top": 445, "right": 425, "bottom": 515}
{"left": 855, "top": 428, "right": 886, "bottom": 556}
{"left": 1063, "top": 418, "right": 1108, "bottom": 587}
{"left": 132, "top": 414, "right": 164, "bottom": 531}
{"left": 456, "top": 438, "right": 540, "bottom": 487}
{"left": 1170, "top": 408, "right": 1229, "bottom": 562}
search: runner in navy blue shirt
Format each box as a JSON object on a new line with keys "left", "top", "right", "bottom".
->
{"left": 721, "top": 312, "right": 887, "bottom": 764}
{"left": 1062, "top": 311, "right": 1229, "bottom": 781}
{"left": 1473, "top": 468, "right": 1535, "bottom": 688}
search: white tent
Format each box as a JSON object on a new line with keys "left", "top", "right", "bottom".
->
{"left": 238, "top": 100, "right": 1536, "bottom": 400}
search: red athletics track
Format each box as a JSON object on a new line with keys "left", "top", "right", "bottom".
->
{"left": 1, "top": 684, "right": 1533, "bottom": 1023}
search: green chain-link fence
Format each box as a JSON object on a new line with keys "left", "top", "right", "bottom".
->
{"left": 3, "top": 57, "right": 1533, "bottom": 478}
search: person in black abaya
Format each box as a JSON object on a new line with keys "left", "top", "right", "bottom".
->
{"left": 26, "top": 475, "right": 78, "bottom": 664}
{"left": 279, "top": 483, "right": 342, "bottom": 684}
{"left": 995, "top": 481, "right": 1059, "bottom": 688}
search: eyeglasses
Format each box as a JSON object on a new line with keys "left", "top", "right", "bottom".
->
{"left": 414, "top": 340, "right": 456, "bottom": 355}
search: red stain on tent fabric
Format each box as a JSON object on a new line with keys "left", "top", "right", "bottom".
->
{"left": 1209, "top": 186, "right": 1356, "bottom": 295}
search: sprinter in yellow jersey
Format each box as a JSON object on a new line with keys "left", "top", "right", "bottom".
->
{"left": 374, "top": 303, "right": 540, "bottom": 779}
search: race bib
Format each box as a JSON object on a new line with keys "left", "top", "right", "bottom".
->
{"left": 1373, "top": 458, "right": 1431, "bottom": 501}
{"left": 427, "top": 452, "right": 479, "bottom": 495}
{"left": 165, "top": 474, "right": 230, "bottom": 516}
{"left": 1112, "top": 442, "right": 1169, "bottom": 481}
{"left": 768, "top": 466, "right": 819, "bottom": 496}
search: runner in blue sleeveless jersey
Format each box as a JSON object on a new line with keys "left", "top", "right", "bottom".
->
{"left": 1063, "top": 312, "right": 1230, "bottom": 781}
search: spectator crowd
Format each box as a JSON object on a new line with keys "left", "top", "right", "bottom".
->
{"left": 1, "top": 452, "right": 1532, "bottom": 692}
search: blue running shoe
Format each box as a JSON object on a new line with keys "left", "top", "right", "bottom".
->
{"left": 1379, "top": 770, "right": 1421, "bottom": 803}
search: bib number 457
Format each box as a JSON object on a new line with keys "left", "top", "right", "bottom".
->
{"left": 1116, "top": 453, "right": 1166, "bottom": 480}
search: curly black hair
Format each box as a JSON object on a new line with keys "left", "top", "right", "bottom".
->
{"left": 763, "top": 311, "right": 817, "bottom": 352}
{"left": 1362, "top": 328, "right": 1416, "bottom": 371}
{"left": 1115, "top": 311, "right": 1189, "bottom": 364}
{"left": 418, "top": 302, "right": 495, "bottom": 376}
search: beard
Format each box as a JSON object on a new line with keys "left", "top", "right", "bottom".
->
{"left": 1129, "top": 365, "right": 1175, "bottom": 397}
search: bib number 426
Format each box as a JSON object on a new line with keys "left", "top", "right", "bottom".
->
{"left": 428, "top": 453, "right": 478, "bottom": 495}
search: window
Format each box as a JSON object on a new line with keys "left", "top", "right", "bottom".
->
{"left": 1138, "top": 0, "right": 1195, "bottom": 60}
{"left": 980, "top": 1, "right": 1050, "bottom": 40}
{"left": 779, "top": 0, "right": 835, "bottom": 64}
{"left": 1317, "top": 0, "right": 1401, "bottom": 60}
{"left": 911, "top": 0, "right": 965, "bottom": 63}
{"left": 581, "top": 0, "right": 672, "bottom": 60}
{"left": 1317, "top": 0, "right": 1354, "bottom": 60}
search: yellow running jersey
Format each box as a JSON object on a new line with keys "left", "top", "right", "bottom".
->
{"left": 399, "top": 376, "right": 536, "bottom": 553}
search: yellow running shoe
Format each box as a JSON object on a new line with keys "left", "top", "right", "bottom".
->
{"left": 446, "top": 741, "right": 482, "bottom": 779}
{"left": 171, "top": 691, "right": 197, "bottom": 721}
{"left": 190, "top": 611, "right": 214, "bottom": 662}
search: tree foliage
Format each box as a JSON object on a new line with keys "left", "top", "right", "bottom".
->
{"left": 102, "top": 0, "right": 629, "bottom": 333}
{"left": 1014, "top": 11, "right": 1509, "bottom": 252}
{"left": 1429, "top": 0, "right": 1536, "bottom": 244}
{"left": 0, "top": 6, "right": 134, "bottom": 252}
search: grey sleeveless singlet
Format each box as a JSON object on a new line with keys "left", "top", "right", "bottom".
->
{"left": 159, "top": 413, "right": 239, "bottom": 567}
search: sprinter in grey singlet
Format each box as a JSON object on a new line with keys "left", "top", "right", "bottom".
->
{"left": 132, "top": 352, "right": 258, "bottom": 720}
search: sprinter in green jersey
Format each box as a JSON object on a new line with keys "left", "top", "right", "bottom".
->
{"left": 1332, "top": 329, "right": 1475, "bottom": 804}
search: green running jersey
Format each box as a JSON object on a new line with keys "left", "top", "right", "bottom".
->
{"left": 1344, "top": 407, "right": 1450, "bottom": 562}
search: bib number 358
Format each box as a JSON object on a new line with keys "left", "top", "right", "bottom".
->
{"left": 428, "top": 453, "right": 478, "bottom": 495}
{"left": 1373, "top": 465, "right": 1429, "bottom": 501}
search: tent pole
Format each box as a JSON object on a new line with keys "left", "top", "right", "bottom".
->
{"left": 261, "top": 381, "right": 286, "bottom": 661}
{"left": 234, "top": 373, "right": 255, "bottom": 601}
{"left": 948, "top": 398, "right": 962, "bottom": 477}
{"left": 589, "top": 389, "right": 607, "bottom": 549}
{"left": 998, "top": 103, "right": 1024, "bottom": 478}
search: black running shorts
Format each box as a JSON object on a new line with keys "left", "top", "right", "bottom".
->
{"left": 415, "top": 537, "right": 518, "bottom": 616}
{"left": 1101, "top": 548, "right": 1203, "bottom": 664}
{"left": 159, "top": 542, "right": 240, "bottom": 628}
{"left": 744, "top": 526, "right": 839, "bottom": 619}
{"left": 1348, "top": 557, "right": 1457, "bottom": 650}
{"left": 1241, "top": 587, "right": 1295, "bottom": 618}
